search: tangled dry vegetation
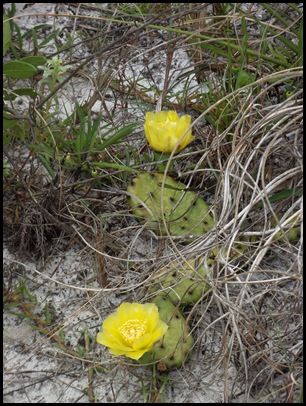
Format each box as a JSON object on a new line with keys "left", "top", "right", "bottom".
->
{"left": 3, "top": 3, "right": 303, "bottom": 403}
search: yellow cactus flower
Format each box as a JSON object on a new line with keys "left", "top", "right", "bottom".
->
{"left": 96, "top": 302, "right": 168, "bottom": 360}
{"left": 144, "top": 111, "right": 195, "bottom": 153}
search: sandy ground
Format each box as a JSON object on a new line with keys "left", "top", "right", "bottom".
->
{"left": 4, "top": 244, "right": 250, "bottom": 403}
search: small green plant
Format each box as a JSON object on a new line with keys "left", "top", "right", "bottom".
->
{"left": 28, "top": 103, "right": 141, "bottom": 181}
{"left": 3, "top": 158, "right": 11, "bottom": 180}
{"left": 37, "top": 56, "right": 73, "bottom": 114}
{"left": 3, "top": 54, "right": 46, "bottom": 146}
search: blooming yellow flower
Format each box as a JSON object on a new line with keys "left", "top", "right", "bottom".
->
{"left": 96, "top": 302, "right": 168, "bottom": 360}
{"left": 144, "top": 111, "right": 195, "bottom": 153}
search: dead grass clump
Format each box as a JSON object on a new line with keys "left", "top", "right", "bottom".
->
{"left": 4, "top": 183, "right": 75, "bottom": 259}
{"left": 164, "top": 73, "right": 303, "bottom": 402}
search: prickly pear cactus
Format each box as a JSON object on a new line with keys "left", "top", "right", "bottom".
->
{"left": 149, "top": 257, "right": 213, "bottom": 306}
{"left": 127, "top": 172, "right": 238, "bottom": 370}
{"left": 127, "top": 172, "right": 301, "bottom": 371}
{"left": 139, "top": 295, "right": 194, "bottom": 370}
{"left": 127, "top": 172, "right": 253, "bottom": 259}
{"left": 127, "top": 172, "right": 215, "bottom": 237}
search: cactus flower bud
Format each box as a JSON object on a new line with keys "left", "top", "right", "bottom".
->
{"left": 144, "top": 111, "right": 195, "bottom": 153}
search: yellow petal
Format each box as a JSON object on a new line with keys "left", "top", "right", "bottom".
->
{"left": 167, "top": 110, "right": 179, "bottom": 121}
{"left": 155, "top": 111, "right": 169, "bottom": 123}
{"left": 165, "top": 134, "right": 180, "bottom": 153}
{"left": 120, "top": 348, "right": 148, "bottom": 360}
{"left": 96, "top": 331, "right": 130, "bottom": 352}
{"left": 178, "top": 114, "right": 191, "bottom": 128}
{"left": 164, "top": 120, "right": 178, "bottom": 134}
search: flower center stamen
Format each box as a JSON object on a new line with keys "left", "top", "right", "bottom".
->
{"left": 118, "top": 319, "right": 147, "bottom": 345}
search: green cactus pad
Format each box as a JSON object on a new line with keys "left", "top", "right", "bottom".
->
{"left": 212, "top": 234, "right": 256, "bottom": 262}
{"left": 275, "top": 225, "right": 300, "bottom": 242}
{"left": 150, "top": 257, "right": 212, "bottom": 305}
{"left": 127, "top": 173, "right": 215, "bottom": 237}
{"left": 272, "top": 213, "right": 301, "bottom": 242}
{"left": 139, "top": 296, "right": 194, "bottom": 370}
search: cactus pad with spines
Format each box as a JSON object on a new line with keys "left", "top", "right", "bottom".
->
{"left": 139, "top": 295, "right": 194, "bottom": 370}
{"left": 127, "top": 172, "right": 215, "bottom": 237}
{"left": 149, "top": 257, "right": 213, "bottom": 305}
